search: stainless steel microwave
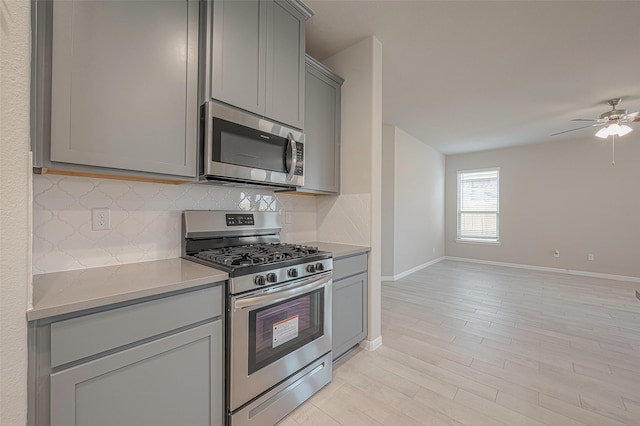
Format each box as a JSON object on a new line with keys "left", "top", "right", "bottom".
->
{"left": 199, "top": 102, "right": 304, "bottom": 188}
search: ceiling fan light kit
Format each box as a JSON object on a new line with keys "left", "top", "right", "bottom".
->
{"left": 595, "top": 123, "right": 633, "bottom": 139}
{"left": 552, "top": 98, "right": 639, "bottom": 138}
{"left": 551, "top": 98, "right": 639, "bottom": 165}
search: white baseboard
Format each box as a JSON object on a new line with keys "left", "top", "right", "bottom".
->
{"left": 444, "top": 256, "right": 640, "bottom": 283}
{"left": 359, "top": 336, "right": 383, "bottom": 351}
{"left": 381, "top": 256, "right": 445, "bottom": 281}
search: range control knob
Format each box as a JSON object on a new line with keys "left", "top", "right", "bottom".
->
{"left": 254, "top": 275, "right": 266, "bottom": 286}
{"left": 315, "top": 263, "right": 325, "bottom": 271}
{"left": 266, "top": 273, "right": 277, "bottom": 283}
{"left": 306, "top": 264, "right": 316, "bottom": 273}
{"left": 287, "top": 268, "right": 298, "bottom": 278}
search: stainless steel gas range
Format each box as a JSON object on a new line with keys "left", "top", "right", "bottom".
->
{"left": 182, "top": 210, "right": 332, "bottom": 426}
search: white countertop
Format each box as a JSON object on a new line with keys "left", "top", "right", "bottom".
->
{"left": 305, "top": 241, "right": 370, "bottom": 259}
{"left": 28, "top": 258, "right": 228, "bottom": 321}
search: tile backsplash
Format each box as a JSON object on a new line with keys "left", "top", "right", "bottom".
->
{"left": 32, "top": 175, "right": 316, "bottom": 274}
{"left": 317, "top": 193, "right": 370, "bottom": 247}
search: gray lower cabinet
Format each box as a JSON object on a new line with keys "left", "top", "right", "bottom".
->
{"left": 206, "top": 0, "right": 310, "bottom": 129}
{"left": 332, "top": 253, "right": 368, "bottom": 360}
{"left": 297, "top": 56, "right": 343, "bottom": 194}
{"left": 33, "top": 0, "right": 199, "bottom": 178}
{"left": 29, "top": 284, "right": 224, "bottom": 426}
{"left": 51, "top": 322, "right": 221, "bottom": 426}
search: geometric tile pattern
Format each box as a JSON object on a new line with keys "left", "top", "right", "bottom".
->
{"left": 316, "top": 193, "right": 371, "bottom": 247}
{"left": 33, "top": 175, "right": 317, "bottom": 274}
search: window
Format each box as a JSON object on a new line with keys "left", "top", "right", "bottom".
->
{"left": 457, "top": 168, "right": 499, "bottom": 243}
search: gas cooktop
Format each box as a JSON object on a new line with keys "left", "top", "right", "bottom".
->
{"left": 193, "top": 243, "right": 325, "bottom": 268}
{"left": 182, "top": 210, "right": 333, "bottom": 281}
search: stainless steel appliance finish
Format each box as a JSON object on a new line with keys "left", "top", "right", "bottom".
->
{"left": 229, "top": 272, "right": 332, "bottom": 421}
{"left": 230, "top": 353, "right": 332, "bottom": 426}
{"left": 200, "top": 102, "right": 305, "bottom": 188}
{"left": 181, "top": 210, "right": 332, "bottom": 426}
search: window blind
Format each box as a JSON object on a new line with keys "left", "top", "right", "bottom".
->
{"left": 457, "top": 169, "right": 499, "bottom": 241}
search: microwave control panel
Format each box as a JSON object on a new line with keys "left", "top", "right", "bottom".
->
{"left": 295, "top": 143, "right": 304, "bottom": 176}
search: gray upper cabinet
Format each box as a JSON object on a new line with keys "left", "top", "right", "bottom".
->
{"left": 207, "top": 0, "right": 311, "bottom": 129}
{"left": 298, "top": 56, "right": 343, "bottom": 194}
{"left": 210, "top": 0, "right": 267, "bottom": 116}
{"left": 35, "top": 0, "right": 199, "bottom": 178}
{"left": 265, "top": 1, "right": 306, "bottom": 128}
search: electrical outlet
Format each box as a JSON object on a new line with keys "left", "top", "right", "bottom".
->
{"left": 92, "top": 208, "right": 111, "bottom": 231}
{"left": 553, "top": 249, "right": 560, "bottom": 258}
{"left": 588, "top": 253, "right": 594, "bottom": 261}
{"left": 285, "top": 211, "right": 293, "bottom": 224}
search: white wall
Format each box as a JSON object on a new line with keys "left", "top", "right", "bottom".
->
{"left": 33, "top": 174, "right": 317, "bottom": 274}
{"left": 382, "top": 126, "right": 445, "bottom": 279}
{"left": 0, "top": 0, "right": 31, "bottom": 423}
{"left": 318, "top": 36, "right": 383, "bottom": 349}
{"left": 445, "top": 133, "right": 640, "bottom": 279}
{"left": 381, "top": 125, "right": 395, "bottom": 276}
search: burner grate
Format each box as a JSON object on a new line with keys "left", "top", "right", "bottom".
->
{"left": 193, "top": 243, "right": 321, "bottom": 268}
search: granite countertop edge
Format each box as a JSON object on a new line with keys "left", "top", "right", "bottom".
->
{"left": 304, "top": 241, "right": 370, "bottom": 259}
{"left": 27, "top": 258, "right": 228, "bottom": 322}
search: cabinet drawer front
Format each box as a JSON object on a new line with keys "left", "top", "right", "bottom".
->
{"left": 51, "top": 285, "right": 222, "bottom": 368}
{"left": 333, "top": 253, "right": 368, "bottom": 281}
{"left": 50, "top": 321, "right": 223, "bottom": 426}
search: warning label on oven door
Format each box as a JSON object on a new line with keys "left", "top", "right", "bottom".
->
{"left": 272, "top": 315, "right": 299, "bottom": 348}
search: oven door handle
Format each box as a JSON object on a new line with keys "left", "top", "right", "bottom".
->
{"left": 234, "top": 273, "right": 331, "bottom": 310}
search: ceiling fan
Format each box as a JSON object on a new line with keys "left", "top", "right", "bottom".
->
{"left": 551, "top": 98, "right": 640, "bottom": 138}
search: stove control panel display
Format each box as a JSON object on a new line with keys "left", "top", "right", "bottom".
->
{"left": 226, "top": 214, "right": 255, "bottom": 227}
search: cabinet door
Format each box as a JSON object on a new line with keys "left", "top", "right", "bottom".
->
{"left": 50, "top": 0, "right": 199, "bottom": 177}
{"left": 50, "top": 321, "right": 223, "bottom": 426}
{"left": 332, "top": 272, "right": 368, "bottom": 360}
{"left": 303, "top": 62, "right": 342, "bottom": 193}
{"left": 265, "top": 1, "right": 305, "bottom": 129}
{"left": 211, "top": 0, "right": 267, "bottom": 116}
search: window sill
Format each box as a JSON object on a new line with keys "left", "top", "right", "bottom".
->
{"left": 456, "top": 239, "right": 501, "bottom": 246}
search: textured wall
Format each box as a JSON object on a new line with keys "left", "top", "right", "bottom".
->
{"left": 0, "top": 0, "right": 31, "bottom": 424}
{"left": 33, "top": 175, "right": 317, "bottom": 274}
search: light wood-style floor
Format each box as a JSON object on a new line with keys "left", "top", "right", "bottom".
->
{"left": 279, "top": 260, "right": 640, "bottom": 425}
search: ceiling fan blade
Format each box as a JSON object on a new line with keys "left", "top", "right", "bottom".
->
{"left": 623, "top": 111, "right": 640, "bottom": 122}
{"left": 571, "top": 118, "right": 598, "bottom": 122}
{"left": 550, "top": 124, "right": 601, "bottom": 136}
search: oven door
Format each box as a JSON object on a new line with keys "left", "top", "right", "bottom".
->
{"left": 202, "top": 102, "right": 304, "bottom": 187}
{"left": 228, "top": 271, "right": 332, "bottom": 412}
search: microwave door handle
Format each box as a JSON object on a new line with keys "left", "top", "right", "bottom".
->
{"left": 234, "top": 273, "right": 331, "bottom": 310}
{"left": 286, "top": 133, "right": 297, "bottom": 181}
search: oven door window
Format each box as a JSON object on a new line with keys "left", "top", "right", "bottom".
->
{"left": 212, "top": 117, "right": 287, "bottom": 173}
{"left": 248, "top": 288, "right": 324, "bottom": 374}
